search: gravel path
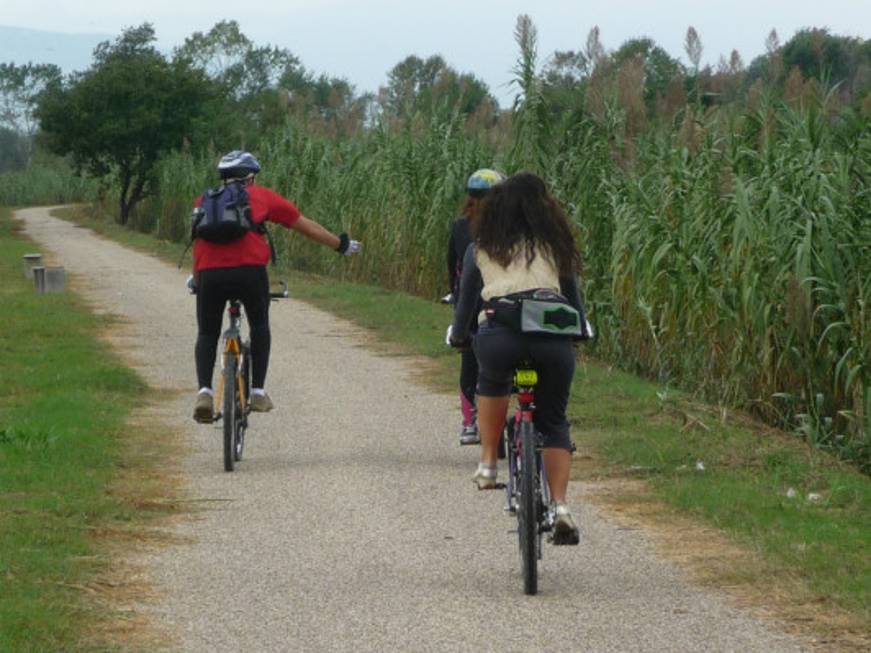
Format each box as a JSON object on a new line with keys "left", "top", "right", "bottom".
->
{"left": 19, "top": 206, "right": 808, "bottom": 652}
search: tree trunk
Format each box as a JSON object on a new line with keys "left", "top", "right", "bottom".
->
{"left": 118, "top": 168, "right": 132, "bottom": 225}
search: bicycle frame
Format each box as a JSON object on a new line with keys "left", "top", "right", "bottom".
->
{"left": 503, "top": 365, "right": 553, "bottom": 595}
{"left": 213, "top": 301, "right": 248, "bottom": 418}
{"left": 210, "top": 281, "right": 287, "bottom": 472}
{"left": 504, "top": 370, "right": 551, "bottom": 522}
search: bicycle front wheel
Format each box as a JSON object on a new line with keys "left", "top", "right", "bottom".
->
{"left": 518, "top": 419, "right": 538, "bottom": 595}
{"left": 223, "top": 354, "right": 238, "bottom": 472}
{"left": 234, "top": 344, "right": 251, "bottom": 462}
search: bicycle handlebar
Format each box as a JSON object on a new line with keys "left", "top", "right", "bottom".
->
{"left": 185, "top": 276, "right": 288, "bottom": 300}
{"left": 270, "top": 280, "right": 289, "bottom": 300}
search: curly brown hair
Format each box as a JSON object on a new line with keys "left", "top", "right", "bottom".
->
{"left": 472, "top": 172, "right": 580, "bottom": 277}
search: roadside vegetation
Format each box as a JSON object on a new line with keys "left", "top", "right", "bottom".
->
{"left": 0, "top": 207, "right": 154, "bottom": 651}
{"left": 1, "top": 12, "right": 869, "bottom": 642}
{"left": 4, "top": 16, "right": 865, "bottom": 468}
{"left": 50, "top": 204, "right": 871, "bottom": 639}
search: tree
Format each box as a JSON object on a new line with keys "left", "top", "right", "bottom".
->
{"left": 541, "top": 50, "right": 589, "bottom": 113}
{"left": 0, "top": 126, "right": 27, "bottom": 173}
{"left": 37, "top": 24, "right": 215, "bottom": 223}
{"left": 781, "top": 28, "right": 861, "bottom": 88}
{"left": 0, "top": 62, "right": 62, "bottom": 164}
{"left": 612, "top": 37, "right": 685, "bottom": 106}
{"left": 382, "top": 54, "right": 496, "bottom": 119}
{"left": 175, "top": 21, "right": 302, "bottom": 99}
{"left": 174, "top": 20, "right": 305, "bottom": 138}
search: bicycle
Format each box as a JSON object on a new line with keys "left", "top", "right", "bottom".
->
{"left": 194, "top": 280, "right": 288, "bottom": 471}
{"left": 501, "top": 364, "right": 553, "bottom": 595}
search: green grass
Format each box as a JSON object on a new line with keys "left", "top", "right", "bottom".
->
{"left": 0, "top": 208, "right": 146, "bottom": 651}
{"left": 51, "top": 205, "right": 871, "bottom": 628}
{"left": 569, "top": 363, "right": 870, "bottom": 617}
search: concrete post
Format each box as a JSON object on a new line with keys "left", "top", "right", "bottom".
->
{"left": 44, "top": 267, "right": 65, "bottom": 293}
{"left": 23, "top": 253, "right": 42, "bottom": 279}
{"left": 32, "top": 266, "right": 46, "bottom": 293}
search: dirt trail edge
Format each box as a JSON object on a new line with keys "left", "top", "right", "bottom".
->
{"left": 19, "top": 206, "right": 808, "bottom": 653}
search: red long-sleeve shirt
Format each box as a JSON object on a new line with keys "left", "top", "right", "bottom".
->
{"left": 193, "top": 183, "right": 300, "bottom": 271}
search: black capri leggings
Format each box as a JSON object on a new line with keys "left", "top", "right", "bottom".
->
{"left": 195, "top": 265, "right": 270, "bottom": 390}
{"left": 473, "top": 323, "right": 576, "bottom": 451}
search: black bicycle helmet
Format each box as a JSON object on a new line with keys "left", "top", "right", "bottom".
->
{"left": 217, "top": 150, "right": 261, "bottom": 179}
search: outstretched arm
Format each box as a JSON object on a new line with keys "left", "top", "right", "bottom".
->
{"left": 290, "top": 215, "right": 342, "bottom": 250}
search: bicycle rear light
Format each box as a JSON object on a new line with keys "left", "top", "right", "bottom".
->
{"left": 515, "top": 369, "right": 538, "bottom": 386}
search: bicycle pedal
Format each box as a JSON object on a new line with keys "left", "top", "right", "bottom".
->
{"left": 551, "top": 530, "right": 580, "bottom": 546}
{"left": 194, "top": 412, "right": 218, "bottom": 424}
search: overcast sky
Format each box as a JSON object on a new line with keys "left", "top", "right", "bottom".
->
{"left": 1, "top": 1, "right": 868, "bottom": 106}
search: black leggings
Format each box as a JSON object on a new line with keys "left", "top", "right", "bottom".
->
{"left": 195, "top": 266, "right": 270, "bottom": 390}
{"left": 460, "top": 348, "right": 478, "bottom": 406}
{"left": 473, "top": 323, "right": 575, "bottom": 450}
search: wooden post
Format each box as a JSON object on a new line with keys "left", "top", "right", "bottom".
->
{"left": 23, "top": 253, "right": 42, "bottom": 279}
{"left": 44, "top": 267, "right": 65, "bottom": 293}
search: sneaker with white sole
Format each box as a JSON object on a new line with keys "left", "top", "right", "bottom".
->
{"left": 193, "top": 392, "right": 214, "bottom": 423}
{"left": 472, "top": 463, "right": 498, "bottom": 490}
{"left": 459, "top": 423, "right": 480, "bottom": 446}
{"left": 552, "top": 502, "right": 580, "bottom": 545}
{"left": 249, "top": 392, "right": 274, "bottom": 412}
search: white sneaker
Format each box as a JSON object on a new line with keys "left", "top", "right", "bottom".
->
{"left": 193, "top": 391, "right": 214, "bottom": 423}
{"left": 472, "top": 463, "right": 498, "bottom": 490}
{"left": 552, "top": 502, "right": 580, "bottom": 545}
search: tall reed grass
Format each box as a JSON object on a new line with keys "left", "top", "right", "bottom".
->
{"left": 0, "top": 161, "right": 97, "bottom": 206}
{"left": 76, "top": 74, "right": 871, "bottom": 468}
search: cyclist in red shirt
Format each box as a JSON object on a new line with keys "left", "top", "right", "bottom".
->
{"left": 192, "top": 150, "right": 360, "bottom": 422}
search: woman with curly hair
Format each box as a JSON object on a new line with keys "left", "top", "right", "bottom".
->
{"left": 450, "top": 172, "right": 589, "bottom": 545}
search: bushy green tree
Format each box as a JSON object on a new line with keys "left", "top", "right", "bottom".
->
{"left": 541, "top": 50, "right": 589, "bottom": 114}
{"left": 383, "top": 54, "right": 496, "bottom": 120}
{"left": 781, "top": 28, "right": 856, "bottom": 84}
{"left": 174, "top": 20, "right": 304, "bottom": 141}
{"left": 36, "top": 24, "right": 215, "bottom": 223}
{"left": 613, "top": 37, "right": 685, "bottom": 106}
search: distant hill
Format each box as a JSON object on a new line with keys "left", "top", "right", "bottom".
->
{"left": 0, "top": 25, "right": 111, "bottom": 73}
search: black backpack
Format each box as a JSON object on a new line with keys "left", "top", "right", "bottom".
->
{"left": 178, "top": 181, "right": 277, "bottom": 267}
{"left": 191, "top": 181, "right": 255, "bottom": 243}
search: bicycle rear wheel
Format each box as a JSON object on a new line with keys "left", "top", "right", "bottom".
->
{"left": 518, "top": 419, "right": 538, "bottom": 595}
{"left": 223, "top": 354, "right": 237, "bottom": 472}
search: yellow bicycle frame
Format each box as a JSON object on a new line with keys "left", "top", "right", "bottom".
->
{"left": 214, "top": 337, "right": 245, "bottom": 411}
